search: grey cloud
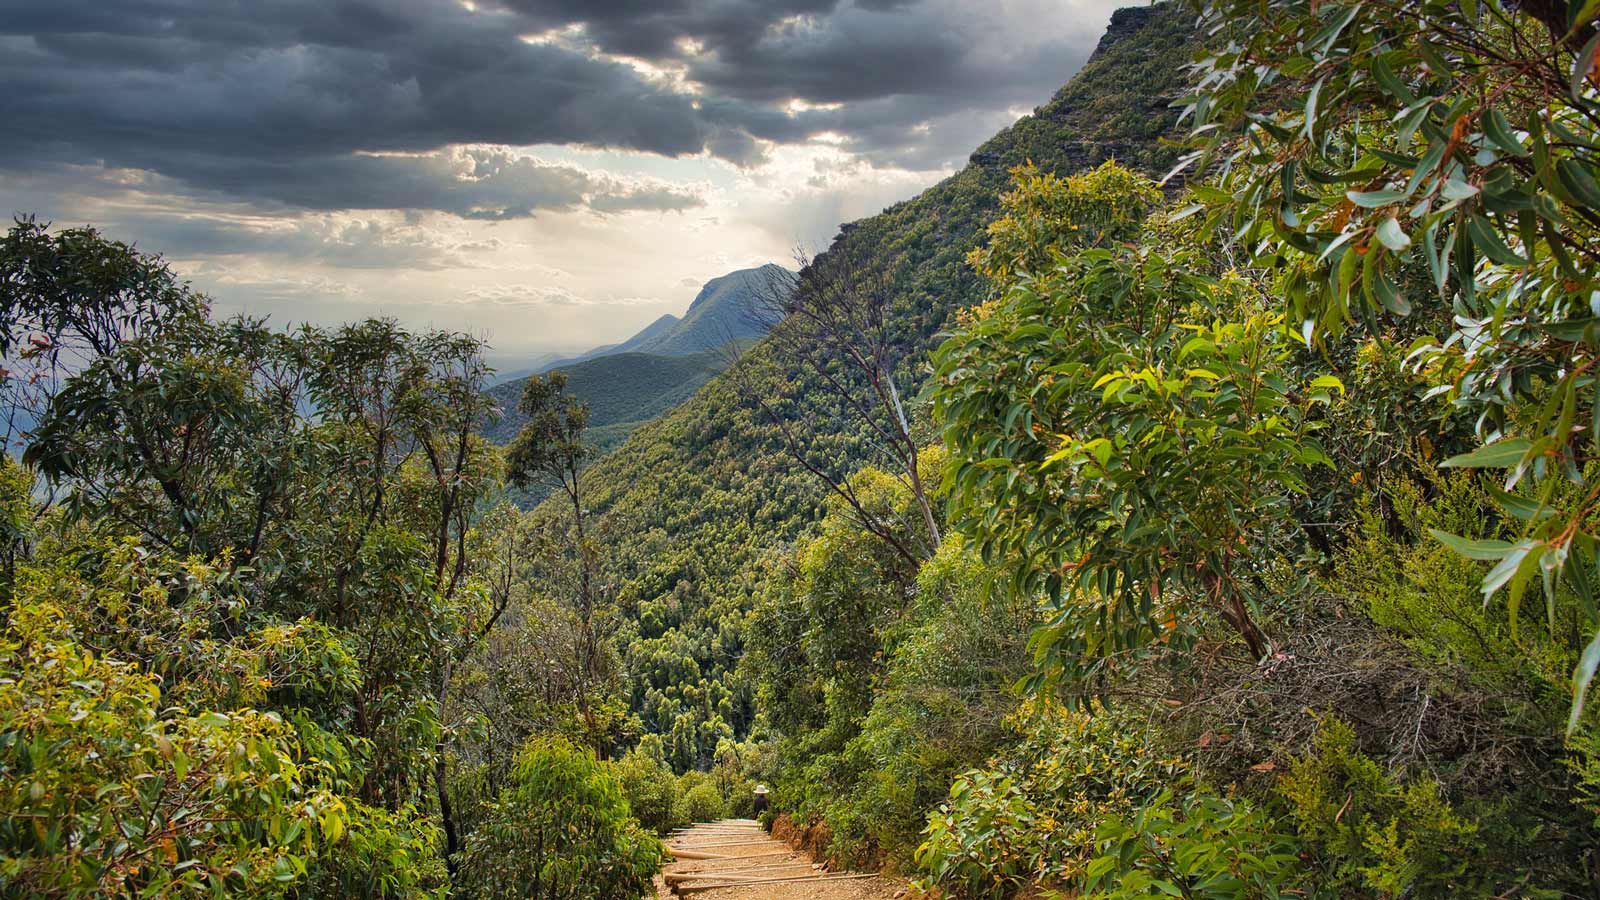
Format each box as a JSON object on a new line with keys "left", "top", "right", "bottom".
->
{"left": 500, "top": 0, "right": 1120, "bottom": 164}
{"left": 1, "top": 1, "right": 1121, "bottom": 192}
{"left": 73, "top": 212, "right": 484, "bottom": 271}
{"left": 0, "top": 0, "right": 719, "bottom": 214}
{"left": 587, "top": 182, "right": 706, "bottom": 214}
{"left": 0, "top": 0, "right": 1124, "bottom": 290}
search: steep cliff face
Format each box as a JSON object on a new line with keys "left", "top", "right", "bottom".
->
{"left": 560, "top": 4, "right": 1196, "bottom": 768}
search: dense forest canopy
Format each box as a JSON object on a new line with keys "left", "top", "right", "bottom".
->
{"left": 8, "top": 1, "right": 1600, "bottom": 898}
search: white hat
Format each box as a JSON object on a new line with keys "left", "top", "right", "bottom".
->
{"left": 754, "top": 784, "right": 769, "bottom": 794}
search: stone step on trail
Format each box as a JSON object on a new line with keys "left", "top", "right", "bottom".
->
{"left": 657, "top": 819, "right": 906, "bottom": 899}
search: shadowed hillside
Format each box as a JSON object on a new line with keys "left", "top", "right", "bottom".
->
{"left": 484, "top": 348, "right": 728, "bottom": 450}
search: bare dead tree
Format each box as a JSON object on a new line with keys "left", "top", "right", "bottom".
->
{"left": 726, "top": 244, "right": 941, "bottom": 564}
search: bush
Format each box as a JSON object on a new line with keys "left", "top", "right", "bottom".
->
{"left": 915, "top": 703, "right": 1186, "bottom": 898}
{"left": 614, "top": 745, "right": 682, "bottom": 834}
{"left": 0, "top": 602, "right": 337, "bottom": 898}
{"left": 299, "top": 800, "right": 446, "bottom": 899}
{"left": 1336, "top": 470, "right": 1582, "bottom": 727}
{"left": 455, "top": 736, "right": 662, "bottom": 900}
{"left": 1083, "top": 789, "right": 1301, "bottom": 900}
{"left": 674, "top": 775, "right": 728, "bottom": 824}
{"left": 1278, "top": 718, "right": 1481, "bottom": 898}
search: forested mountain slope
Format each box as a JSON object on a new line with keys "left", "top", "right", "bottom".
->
{"left": 571, "top": 4, "right": 1194, "bottom": 769}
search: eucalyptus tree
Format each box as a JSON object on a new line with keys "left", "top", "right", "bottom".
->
{"left": 506, "top": 371, "right": 615, "bottom": 749}
{"left": 934, "top": 163, "right": 1341, "bottom": 695}
{"left": 1177, "top": 0, "right": 1600, "bottom": 727}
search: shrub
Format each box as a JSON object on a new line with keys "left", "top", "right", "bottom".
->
{"left": 915, "top": 703, "right": 1186, "bottom": 898}
{"left": 614, "top": 746, "right": 682, "bottom": 834}
{"left": 674, "top": 776, "right": 728, "bottom": 825}
{"left": 0, "top": 602, "right": 336, "bottom": 898}
{"left": 454, "top": 736, "right": 662, "bottom": 900}
{"left": 1278, "top": 718, "right": 1481, "bottom": 897}
{"left": 299, "top": 800, "right": 446, "bottom": 899}
{"left": 1335, "top": 470, "right": 1582, "bottom": 726}
{"left": 1082, "top": 790, "right": 1302, "bottom": 900}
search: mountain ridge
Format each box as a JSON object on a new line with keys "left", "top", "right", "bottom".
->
{"left": 521, "top": 263, "right": 791, "bottom": 375}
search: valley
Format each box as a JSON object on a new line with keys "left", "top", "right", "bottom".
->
{"left": 5, "top": 1, "right": 1600, "bottom": 899}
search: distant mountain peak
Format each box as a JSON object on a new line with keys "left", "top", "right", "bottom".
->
{"left": 685, "top": 263, "right": 790, "bottom": 314}
{"left": 527, "top": 263, "right": 793, "bottom": 373}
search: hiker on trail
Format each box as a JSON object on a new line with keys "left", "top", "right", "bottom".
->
{"left": 753, "top": 784, "right": 769, "bottom": 815}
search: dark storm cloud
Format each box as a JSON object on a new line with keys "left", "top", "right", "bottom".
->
{"left": 501, "top": 0, "right": 1106, "bottom": 110}
{"left": 0, "top": 0, "right": 1115, "bottom": 222}
{"left": 0, "top": 3, "right": 716, "bottom": 175}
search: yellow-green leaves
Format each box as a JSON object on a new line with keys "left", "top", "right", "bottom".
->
{"left": 0, "top": 604, "right": 328, "bottom": 899}
{"left": 937, "top": 208, "right": 1339, "bottom": 692}
{"left": 970, "top": 162, "right": 1163, "bottom": 285}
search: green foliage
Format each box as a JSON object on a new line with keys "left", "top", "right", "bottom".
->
{"left": 1082, "top": 790, "right": 1301, "bottom": 900}
{"left": 1181, "top": 0, "right": 1600, "bottom": 728}
{"left": 0, "top": 601, "right": 333, "bottom": 898}
{"left": 1336, "top": 469, "right": 1585, "bottom": 727}
{"left": 968, "top": 161, "right": 1163, "bottom": 283}
{"left": 709, "top": 739, "right": 759, "bottom": 819}
{"left": 1278, "top": 719, "right": 1481, "bottom": 897}
{"left": 0, "top": 218, "right": 652, "bottom": 896}
{"left": 936, "top": 165, "right": 1340, "bottom": 686}
{"left": 614, "top": 742, "right": 683, "bottom": 834}
{"left": 1564, "top": 726, "right": 1600, "bottom": 828}
{"left": 455, "top": 736, "right": 662, "bottom": 900}
{"left": 299, "top": 799, "right": 448, "bottom": 899}
{"left": 507, "top": 370, "right": 590, "bottom": 491}
{"left": 0, "top": 456, "right": 33, "bottom": 589}
{"left": 674, "top": 778, "right": 729, "bottom": 825}
{"left": 915, "top": 704, "right": 1188, "bottom": 898}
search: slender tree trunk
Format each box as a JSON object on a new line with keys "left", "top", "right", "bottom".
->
{"left": 887, "top": 377, "right": 941, "bottom": 550}
{"left": 567, "top": 465, "right": 604, "bottom": 755}
{"left": 431, "top": 651, "right": 461, "bottom": 876}
{"left": 1206, "top": 569, "right": 1269, "bottom": 660}
{"left": 434, "top": 744, "right": 459, "bottom": 875}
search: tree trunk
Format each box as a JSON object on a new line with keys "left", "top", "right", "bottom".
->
{"left": 1205, "top": 570, "right": 1270, "bottom": 661}
{"left": 434, "top": 657, "right": 460, "bottom": 876}
{"left": 435, "top": 746, "right": 459, "bottom": 876}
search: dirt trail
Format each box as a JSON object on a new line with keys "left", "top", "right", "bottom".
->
{"left": 656, "top": 819, "right": 907, "bottom": 900}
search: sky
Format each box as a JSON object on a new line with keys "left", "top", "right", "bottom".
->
{"left": 1, "top": 0, "right": 1129, "bottom": 363}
